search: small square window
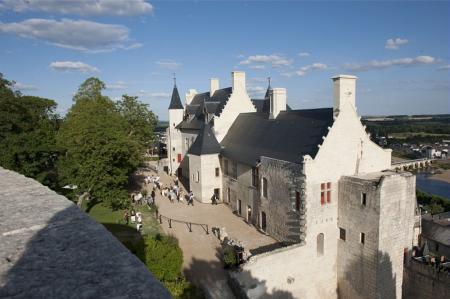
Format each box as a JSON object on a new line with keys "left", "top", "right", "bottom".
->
{"left": 172, "top": 147, "right": 175, "bottom": 151}
{"left": 215, "top": 167, "right": 219, "bottom": 177}
{"left": 339, "top": 228, "right": 346, "bottom": 241}
{"left": 361, "top": 193, "right": 367, "bottom": 206}
{"left": 360, "top": 232, "right": 365, "bottom": 245}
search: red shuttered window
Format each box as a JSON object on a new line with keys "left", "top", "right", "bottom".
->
{"left": 320, "top": 182, "right": 332, "bottom": 205}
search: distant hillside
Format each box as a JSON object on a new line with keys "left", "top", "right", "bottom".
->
{"left": 362, "top": 114, "right": 450, "bottom": 144}
{"left": 155, "top": 121, "right": 168, "bottom": 133}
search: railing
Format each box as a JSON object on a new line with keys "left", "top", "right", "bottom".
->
{"left": 155, "top": 210, "right": 211, "bottom": 235}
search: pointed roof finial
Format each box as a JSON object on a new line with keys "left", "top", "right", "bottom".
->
{"left": 173, "top": 72, "right": 177, "bottom": 87}
{"left": 267, "top": 76, "right": 271, "bottom": 88}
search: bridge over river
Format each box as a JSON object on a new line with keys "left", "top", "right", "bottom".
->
{"left": 391, "top": 158, "right": 435, "bottom": 171}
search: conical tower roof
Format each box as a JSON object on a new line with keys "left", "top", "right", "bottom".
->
{"left": 169, "top": 84, "right": 183, "bottom": 110}
{"left": 188, "top": 123, "right": 221, "bottom": 156}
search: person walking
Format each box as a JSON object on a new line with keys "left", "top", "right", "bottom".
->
{"left": 124, "top": 210, "right": 129, "bottom": 225}
{"left": 151, "top": 189, "right": 156, "bottom": 205}
{"left": 211, "top": 193, "right": 218, "bottom": 205}
{"left": 188, "top": 191, "right": 194, "bottom": 206}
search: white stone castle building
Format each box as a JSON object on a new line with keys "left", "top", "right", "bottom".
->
{"left": 165, "top": 71, "right": 418, "bottom": 298}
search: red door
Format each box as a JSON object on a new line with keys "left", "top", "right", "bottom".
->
{"left": 177, "top": 154, "right": 182, "bottom": 163}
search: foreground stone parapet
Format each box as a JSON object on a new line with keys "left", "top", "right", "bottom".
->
{"left": 0, "top": 167, "right": 171, "bottom": 299}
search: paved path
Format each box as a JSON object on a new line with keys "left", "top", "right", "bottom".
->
{"left": 140, "top": 164, "right": 277, "bottom": 299}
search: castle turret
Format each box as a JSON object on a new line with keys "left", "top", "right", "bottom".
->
{"left": 167, "top": 79, "right": 184, "bottom": 176}
{"left": 188, "top": 123, "right": 222, "bottom": 203}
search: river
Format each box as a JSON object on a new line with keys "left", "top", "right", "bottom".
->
{"left": 416, "top": 172, "right": 450, "bottom": 199}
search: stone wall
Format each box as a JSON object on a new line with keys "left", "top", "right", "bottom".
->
{"left": 337, "top": 171, "right": 416, "bottom": 299}
{"left": 232, "top": 241, "right": 337, "bottom": 298}
{"left": 221, "top": 156, "right": 305, "bottom": 244}
{"left": 189, "top": 153, "right": 222, "bottom": 203}
{"left": 402, "top": 258, "right": 450, "bottom": 299}
{"left": 221, "top": 159, "right": 256, "bottom": 221}
{"left": 258, "top": 157, "right": 305, "bottom": 244}
{"left": 0, "top": 168, "right": 170, "bottom": 298}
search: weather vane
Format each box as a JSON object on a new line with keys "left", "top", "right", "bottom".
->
{"left": 173, "top": 72, "right": 176, "bottom": 86}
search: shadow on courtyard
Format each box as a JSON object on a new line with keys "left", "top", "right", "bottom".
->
{"left": 183, "top": 247, "right": 295, "bottom": 299}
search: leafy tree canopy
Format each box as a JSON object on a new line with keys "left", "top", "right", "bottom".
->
{"left": 58, "top": 78, "right": 141, "bottom": 209}
{"left": 116, "top": 95, "right": 158, "bottom": 147}
{"left": 0, "top": 73, "right": 59, "bottom": 188}
{"left": 72, "top": 77, "right": 106, "bottom": 102}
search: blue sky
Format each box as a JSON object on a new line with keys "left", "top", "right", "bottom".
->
{"left": 1, "top": 0, "right": 449, "bottom": 120}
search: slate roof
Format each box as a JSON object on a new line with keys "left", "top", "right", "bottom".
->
{"left": 0, "top": 168, "right": 170, "bottom": 298}
{"left": 169, "top": 85, "right": 183, "bottom": 110}
{"left": 422, "top": 214, "right": 450, "bottom": 246}
{"left": 176, "top": 114, "right": 205, "bottom": 131}
{"left": 186, "top": 87, "right": 232, "bottom": 117}
{"left": 220, "top": 108, "right": 334, "bottom": 166}
{"left": 188, "top": 123, "right": 221, "bottom": 155}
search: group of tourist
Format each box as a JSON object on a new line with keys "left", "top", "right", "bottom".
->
{"left": 144, "top": 174, "right": 162, "bottom": 189}
{"left": 123, "top": 209, "right": 143, "bottom": 231}
{"left": 158, "top": 175, "right": 195, "bottom": 206}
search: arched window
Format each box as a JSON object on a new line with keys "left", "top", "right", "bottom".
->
{"left": 317, "top": 233, "right": 324, "bottom": 257}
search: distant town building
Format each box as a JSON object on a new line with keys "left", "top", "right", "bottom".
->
{"left": 164, "top": 72, "right": 419, "bottom": 298}
{"left": 421, "top": 211, "right": 450, "bottom": 259}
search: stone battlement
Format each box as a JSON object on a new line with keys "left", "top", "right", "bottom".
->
{"left": 0, "top": 167, "right": 170, "bottom": 299}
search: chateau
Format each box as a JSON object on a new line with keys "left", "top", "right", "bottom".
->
{"left": 165, "top": 71, "right": 419, "bottom": 298}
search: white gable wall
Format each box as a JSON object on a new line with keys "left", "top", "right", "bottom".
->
{"left": 214, "top": 72, "right": 256, "bottom": 142}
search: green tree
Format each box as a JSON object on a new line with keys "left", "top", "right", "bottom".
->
{"left": 0, "top": 73, "right": 60, "bottom": 188}
{"left": 116, "top": 95, "right": 158, "bottom": 148}
{"left": 72, "top": 77, "right": 106, "bottom": 102}
{"left": 144, "top": 234, "right": 183, "bottom": 281}
{"left": 57, "top": 78, "right": 141, "bottom": 209}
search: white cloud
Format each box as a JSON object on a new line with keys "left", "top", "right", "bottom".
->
{"left": 345, "top": 55, "right": 435, "bottom": 71}
{"left": 438, "top": 64, "right": 450, "bottom": 70}
{"left": 137, "top": 90, "right": 171, "bottom": 99}
{"left": 249, "top": 65, "right": 266, "bottom": 70}
{"left": 155, "top": 59, "right": 182, "bottom": 70}
{"left": 298, "top": 52, "right": 310, "bottom": 57}
{"left": 239, "top": 54, "right": 292, "bottom": 68}
{"left": 0, "top": 0, "right": 153, "bottom": 16}
{"left": 296, "top": 63, "right": 328, "bottom": 76}
{"left": 385, "top": 38, "right": 409, "bottom": 50}
{"left": 49, "top": 61, "right": 99, "bottom": 73}
{"left": 280, "top": 72, "right": 295, "bottom": 78}
{"left": 106, "top": 81, "right": 127, "bottom": 90}
{"left": 148, "top": 92, "right": 171, "bottom": 98}
{"left": 0, "top": 18, "right": 139, "bottom": 52}
{"left": 250, "top": 77, "right": 268, "bottom": 83}
{"left": 247, "top": 86, "right": 266, "bottom": 97}
{"left": 12, "top": 82, "right": 38, "bottom": 91}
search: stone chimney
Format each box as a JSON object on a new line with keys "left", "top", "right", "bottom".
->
{"left": 269, "top": 88, "right": 287, "bottom": 119}
{"left": 185, "top": 89, "right": 197, "bottom": 105}
{"left": 232, "top": 71, "right": 246, "bottom": 93}
{"left": 210, "top": 78, "right": 219, "bottom": 96}
{"left": 332, "top": 75, "right": 357, "bottom": 117}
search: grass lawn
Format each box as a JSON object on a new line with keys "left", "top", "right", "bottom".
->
{"left": 84, "top": 202, "right": 160, "bottom": 239}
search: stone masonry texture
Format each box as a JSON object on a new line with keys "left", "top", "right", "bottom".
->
{"left": 0, "top": 167, "right": 171, "bottom": 299}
